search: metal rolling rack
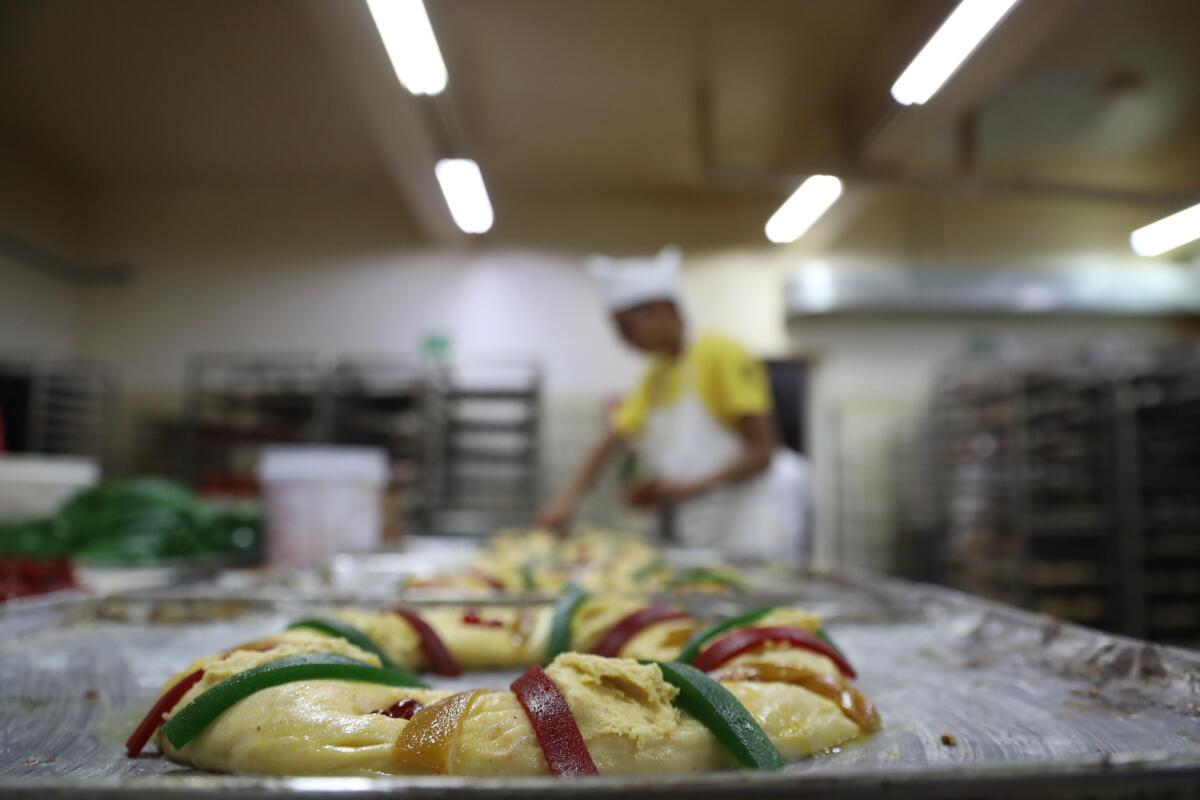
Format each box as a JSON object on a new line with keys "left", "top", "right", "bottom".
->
{"left": 184, "top": 352, "right": 428, "bottom": 489}
{"left": 0, "top": 352, "right": 118, "bottom": 465}
{"left": 888, "top": 415, "right": 942, "bottom": 584}
{"left": 328, "top": 356, "right": 427, "bottom": 468}
{"left": 184, "top": 353, "right": 330, "bottom": 488}
{"left": 422, "top": 360, "right": 542, "bottom": 536}
{"left": 183, "top": 353, "right": 542, "bottom": 537}
{"left": 328, "top": 356, "right": 429, "bottom": 534}
{"left": 927, "top": 359, "right": 1029, "bottom": 611}
{"left": 913, "top": 345, "right": 1200, "bottom": 644}
{"left": 1125, "top": 347, "right": 1200, "bottom": 643}
{"left": 1017, "top": 361, "right": 1125, "bottom": 630}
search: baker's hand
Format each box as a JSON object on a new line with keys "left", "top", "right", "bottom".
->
{"left": 535, "top": 498, "right": 573, "bottom": 533}
{"left": 625, "top": 479, "right": 705, "bottom": 509}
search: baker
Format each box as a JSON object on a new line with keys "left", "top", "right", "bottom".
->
{"left": 537, "top": 247, "right": 807, "bottom": 561}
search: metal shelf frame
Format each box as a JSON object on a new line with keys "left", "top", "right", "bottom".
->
{"left": 902, "top": 344, "right": 1200, "bottom": 644}
{"left": 183, "top": 352, "right": 543, "bottom": 537}
{"left": 0, "top": 352, "right": 118, "bottom": 467}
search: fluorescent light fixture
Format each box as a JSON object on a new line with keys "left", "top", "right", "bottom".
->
{"left": 435, "top": 158, "right": 494, "bottom": 234}
{"left": 1130, "top": 201, "right": 1200, "bottom": 257}
{"left": 364, "top": 0, "right": 447, "bottom": 95}
{"left": 765, "top": 175, "right": 843, "bottom": 244}
{"left": 891, "top": 0, "right": 1020, "bottom": 106}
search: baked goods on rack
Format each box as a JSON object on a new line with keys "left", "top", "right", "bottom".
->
{"left": 402, "top": 528, "right": 749, "bottom": 596}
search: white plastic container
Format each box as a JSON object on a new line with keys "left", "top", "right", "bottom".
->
{"left": 0, "top": 455, "right": 100, "bottom": 522}
{"left": 256, "top": 446, "right": 388, "bottom": 567}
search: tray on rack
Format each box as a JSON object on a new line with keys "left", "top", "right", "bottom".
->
{"left": 1, "top": 574, "right": 1198, "bottom": 799}
{"left": 126, "top": 551, "right": 891, "bottom": 616}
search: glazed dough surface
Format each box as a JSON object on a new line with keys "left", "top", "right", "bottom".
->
{"left": 161, "top": 650, "right": 862, "bottom": 776}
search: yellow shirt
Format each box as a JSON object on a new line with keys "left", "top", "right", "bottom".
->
{"left": 612, "top": 332, "right": 772, "bottom": 437}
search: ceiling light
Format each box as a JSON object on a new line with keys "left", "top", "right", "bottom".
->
{"left": 1130, "top": 202, "right": 1200, "bottom": 257}
{"left": 435, "top": 159, "right": 494, "bottom": 234}
{"left": 891, "top": 0, "right": 1020, "bottom": 106}
{"left": 765, "top": 175, "right": 843, "bottom": 244}
{"left": 364, "top": 0, "right": 448, "bottom": 96}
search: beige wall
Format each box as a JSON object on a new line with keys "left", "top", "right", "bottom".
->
{"left": 822, "top": 188, "right": 1174, "bottom": 265}
{"left": 682, "top": 188, "right": 1195, "bottom": 568}
{"left": 81, "top": 184, "right": 647, "bottom": 395}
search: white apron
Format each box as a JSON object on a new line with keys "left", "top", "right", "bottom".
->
{"left": 638, "top": 357, "right": 795, "bottom": 561}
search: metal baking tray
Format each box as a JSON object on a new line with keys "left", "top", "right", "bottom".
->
{"left": 1, "top": 575, "right": 1198, "bottom": 799}
{"left": 117, "top": 571, "right": 891, "bottom": 628}
{"left": 139, "top": 541, "right": 847, "bottom": 606}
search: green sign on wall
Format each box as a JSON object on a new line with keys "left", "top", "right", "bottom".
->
{"left": 421, "top": 333, "right": 453, "bottom": 362}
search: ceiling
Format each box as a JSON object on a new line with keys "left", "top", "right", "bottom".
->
{"left": 1, "top": 0, "right": 1198, "bottom": 253}
{"left": 430, "top": 0, "right": 951, "bottom": 192}
{"left": 0, "top": 0, "right": 388, "bottom": 185}
{"left": 925, "top": 0, "right": 1200, "bottom": 190}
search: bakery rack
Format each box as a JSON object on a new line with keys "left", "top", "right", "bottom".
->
{"left": 420, "top": 360, "right": 542, "bottom": 536}
{"left": 0, "top": 351, "right": 118, "bottom": 466}
{"left": 182, "top": 353, "right": 542, "bottom": 536}
{"left": 183, "top": 352, "right": 331, "bottom": 489}
{"left": 903, "top": 343, "right": 1200, "bottom": 645}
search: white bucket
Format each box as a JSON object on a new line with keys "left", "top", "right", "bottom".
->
{"left": 0, "top": 455, "right": 100, "bottom": 522}
{"left": 256, "top": 446, "right": 388, "bottom": 567}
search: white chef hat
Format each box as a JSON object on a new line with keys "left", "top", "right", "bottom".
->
{"left": 588, "top": 246, "right": 682, "bottom": 312}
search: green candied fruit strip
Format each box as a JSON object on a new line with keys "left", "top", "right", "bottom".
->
{"left": 645, "top": 659, "right": 784, "bottom": 770}
{"left": 161, "top": 653, "right": 427, "bottom": 749}
{"left": 519, "top": 560, "right": 538, "bottom": 590}
{"left": 545, "top": 582, "right": 589, "bottom": 662}
{"left": 288, "top": 616, "right": 397, "bottom": 669}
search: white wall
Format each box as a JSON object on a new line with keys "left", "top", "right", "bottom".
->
{"left": 76, "top": 184, "right": 656, "bottom": 496}
{"left": 82, "top": 185, "right": 644, "bottom": 395}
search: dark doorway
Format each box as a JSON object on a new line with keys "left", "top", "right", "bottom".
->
{"left": 765, "top": 358, "right": 807, "bottom": 455}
